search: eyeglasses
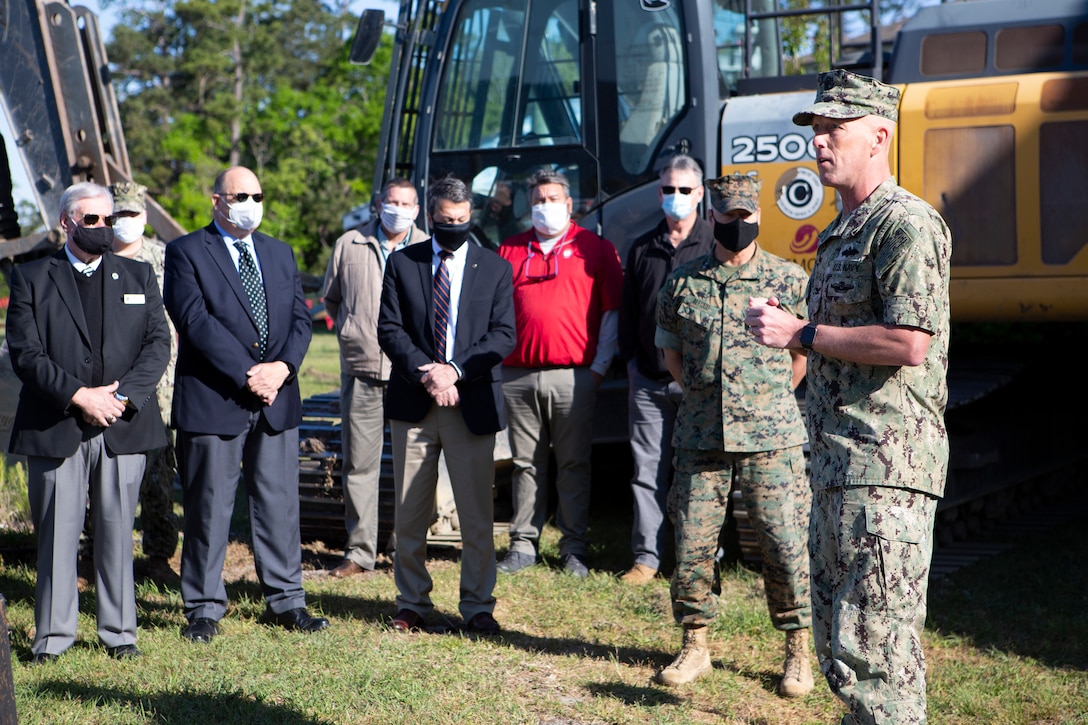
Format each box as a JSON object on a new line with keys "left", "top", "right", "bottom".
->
{"left": 74, "top": 213, "right": 116, "bottom": 227}
{"left": 222, "top": 192, "right": 265, "bottom": 203}
{"left": 522, "top": 247, "right": 558, "bottom": 282}
{"left": 661, "top": 186, "right": 694, "bottom": 195}
{"left": 113, "top": 210, "right": 142, "bottom": 218}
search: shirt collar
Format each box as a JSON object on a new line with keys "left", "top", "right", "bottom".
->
{"left": 64, "top": 244, "right": 103, "bottom": 274}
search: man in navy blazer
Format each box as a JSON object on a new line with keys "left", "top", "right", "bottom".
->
{"left": 164, "top": 166, "right": 328, "bottom": 643}
{"left": 7, "top": 181, "right": 170, "bottom": 662}
{"left": 378, "top": 176, "right": 515, "bottom": 634}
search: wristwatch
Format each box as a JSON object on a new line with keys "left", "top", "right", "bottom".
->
{"left": 800, "top": 323, "right": 818, "bottom": 351}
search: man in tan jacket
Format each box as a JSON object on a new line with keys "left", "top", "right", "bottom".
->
{"left": 322, "top": 178, "right": 428, "bottom": 577}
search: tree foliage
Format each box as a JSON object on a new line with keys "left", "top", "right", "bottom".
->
{"left": 104, "top": 0, "right": 391, "bottom": 272}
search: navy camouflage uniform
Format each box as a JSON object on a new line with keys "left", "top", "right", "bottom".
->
{"left": 805, "top": 178, "right": 951, "bottom": 725}
{"left": 129, "top": 237, "right": 179, "bottom": 560}
{"left": 794, "top": 70, "right": 953, "bottom": 725}
{"left": 656, "top": 245, "right": 811, "bottom": 631}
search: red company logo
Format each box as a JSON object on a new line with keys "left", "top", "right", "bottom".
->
{"left": 791, "top": 225, "right": 819, "bottom": 255}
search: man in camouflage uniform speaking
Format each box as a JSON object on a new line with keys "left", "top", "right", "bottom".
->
{"left": 747, "top": 70, "right": 952, "bottom": 724}
{"left": 654, "top": 172, "right": 814, "bottom": 696}
{"left": 110, "top": 182, "right": 180, "bottom": 568}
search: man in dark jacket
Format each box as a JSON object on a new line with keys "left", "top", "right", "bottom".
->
{"left": 616, "top": 154, "right": 713, "bottom": 584}
{"left": 8, "top": 181, "right": 170, "bottom": 663}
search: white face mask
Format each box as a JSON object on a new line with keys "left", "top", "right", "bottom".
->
{"left": 227, "top": 197, "right": 263, "bottom": 232}
{"left": 380, "top": 204, "right": 417, "bottom": 234}
{"left": 531, "top": 202, "right": 570, "bottom": 237}
{"left": 112, "top": 216, "right": 145, "bottom": 244}
{"left": 661, "top": 193, "right": 694, "bottom": 221}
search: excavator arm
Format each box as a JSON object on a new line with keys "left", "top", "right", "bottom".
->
{"left": 0, "top": 0, "right": 183, "bottom": 268}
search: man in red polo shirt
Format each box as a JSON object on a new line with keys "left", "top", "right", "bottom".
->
{"left": 497, "top": 168, "right": 623, "bottom": 577}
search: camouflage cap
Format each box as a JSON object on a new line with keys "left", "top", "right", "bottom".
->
{"left": 109, "top": 181, "right": 147, "bottom": 213}
{"left": 705, "top": 172, "right": 761, "bottom": 214}
{"left": 792, "top": 69, "right": 900, "bottom": 126}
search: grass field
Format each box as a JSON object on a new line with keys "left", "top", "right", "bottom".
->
{"left": 1, "top": 328, "right": 1087, "bottom": 723}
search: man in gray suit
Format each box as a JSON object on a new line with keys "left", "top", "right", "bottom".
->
{"left": 7, "top": 181, "right": 170, "bottom": 663}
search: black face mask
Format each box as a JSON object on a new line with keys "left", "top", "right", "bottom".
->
{"left": 431, "top": 221, "right": 472, "bottom": 251}
{"left": 72, "top": 225, "right": 115, "bottom": 256}
{"left": 714, "top": 218, "right": 759, "bottom": 253}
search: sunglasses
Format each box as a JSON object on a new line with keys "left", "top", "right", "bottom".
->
{"left": 522, "top": 247, "right": 559, "bottom": 282}
{"left": 222, "top": 192, "right": 265, "bottom": 203}
{"left": 661, "top": 186, "right": 694, "bottom": 195}
{"left": 75, "top": 213, "right": 116, "bottom": 227}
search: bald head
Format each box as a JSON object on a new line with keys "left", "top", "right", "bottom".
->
{"left": 212, "top": 166, "right": 264, "bottom": 236}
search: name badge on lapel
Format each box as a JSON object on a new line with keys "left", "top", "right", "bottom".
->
{"left": 124, "top": 294, "right": 146, "bottom": 305}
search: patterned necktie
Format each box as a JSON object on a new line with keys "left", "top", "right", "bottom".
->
{"left": 433, "top": 250, "right": 453, "bottom": 362}
{"left": 234, "top": 241, "right": 268, "bottom": 360}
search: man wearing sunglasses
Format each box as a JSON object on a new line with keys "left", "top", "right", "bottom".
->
{"left": 7, "top": 181, "right": 171, "bottom": 662}
{"left": 616, "top": 154, "right": 713, "bottom": 587}
{"left": 165, "top": 166, "right": 328, "bottom": 644}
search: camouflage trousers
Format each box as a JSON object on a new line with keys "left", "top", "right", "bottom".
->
{"left": 668, "top": 446, "right": 811, "bottom": 630}
{"left": 810, "top": 485, "right": 938, "bottom": 725}
{"left": 138, "top": 432, "right": 179, "bottom": 559}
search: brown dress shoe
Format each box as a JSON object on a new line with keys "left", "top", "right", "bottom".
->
{"left": 465, "top": 611, "right": 500, "bottom": 635}
{"left": 620, "top": 563, "right": 658, "bottom": 585}
{"left": 390, "top": 609, "right": 423, "bottom": 632}
{"left": 329, "top": 560, "right": 366, "bottom": 578}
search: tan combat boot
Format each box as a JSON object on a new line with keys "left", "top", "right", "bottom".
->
{"left": 655, "top": 625, "right": 712, "bottom": 686}
{"left": 778, "top": 628, "right": 814, "bottom": 697}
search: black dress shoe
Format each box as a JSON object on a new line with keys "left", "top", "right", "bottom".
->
{"left": 465, "top": 611, "right": 500, "bottom": 635}
{"left": 389, "top": 609, "right": 423, "bottom": 632}
{"left": 107, "top": 644, "right": 142, "bottom": 660}
{"left": 30, "top": 652, "right": 58, "bottom": 665}
{"left": 182, "top": 617, "right": 220, "bottom": 643}
{"left": 265, "top": 607, "right": 330, "bottom": 633}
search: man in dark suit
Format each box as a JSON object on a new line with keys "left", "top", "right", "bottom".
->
{"left": 377, "top": 176, "right": 515, "bottom": 634}
{"left": 7, "top": 181, "right": 170, "bottom": 663}
{"left": 164, "top": 166, "right": 328, "bottom": 643}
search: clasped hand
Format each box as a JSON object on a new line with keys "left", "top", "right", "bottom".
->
{"left": 72, "top": 380, "right": 127, "bottom": 427}
{"left": 246, "top": 361, "right": 290, "bottom": 405}
{"left": 418, "top": 362, "right": 460, "bottom": 407}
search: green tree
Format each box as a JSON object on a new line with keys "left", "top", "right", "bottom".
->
{"left": 104, "top": 0, "right": 391, "bottom": 271}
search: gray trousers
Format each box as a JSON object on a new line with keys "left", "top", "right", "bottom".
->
{"left": 177, "top": 412, "right": 306, "bottom": 622}
{"left": 339, "top": 374, "right": 385, "bottom": 569}
{"left": 390, "top": 406, "right": 496, "bottom": 620}
{"left": 502, "top": 366, "right": 596, "bottom": 559}
{"left": 626, "top": 362, "right": 682, "bottom": 570}
{"left": 27, "top": 438, "right": 145, "bottom": 655}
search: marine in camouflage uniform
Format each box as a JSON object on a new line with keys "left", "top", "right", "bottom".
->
{"left": 654, "top": 172, "right": 814, "bottom": 695}
{"left": 749, "top": 71, "right": 952, "bottom": 724}
{"left": 110, "top": 182, "right": 179, "bottom": 562}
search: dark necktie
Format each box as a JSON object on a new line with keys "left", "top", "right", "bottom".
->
{"left": 234, "top": 241, "right": 268, "bottom": 360}
{"left": 433, "top": 250, "right": 453, "bottom": 362}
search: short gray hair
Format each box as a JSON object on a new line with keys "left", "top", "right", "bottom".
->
{"left": 59, "top": 181, "right": 112, "bottom": 218}
{"left": 426, "top": 176, "right": 472, "bottom": 216}
{"left": 526, "top": 168, "right": 570, "bottom": 199}
{"left": 659, "top": 154, "right": 703, "bottom": 180}
{"left": 382, "top": 177, "right": 418, "bottom": 205}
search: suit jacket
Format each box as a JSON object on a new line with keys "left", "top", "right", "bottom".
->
{"left": 164, "top": 223, "right": 312, "bottom": 435}
{"left": 6, "top": 249, "right": 170, "bottom": 457}
{"left": 377, "top": 242, "right": 515, "bottom": 436}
